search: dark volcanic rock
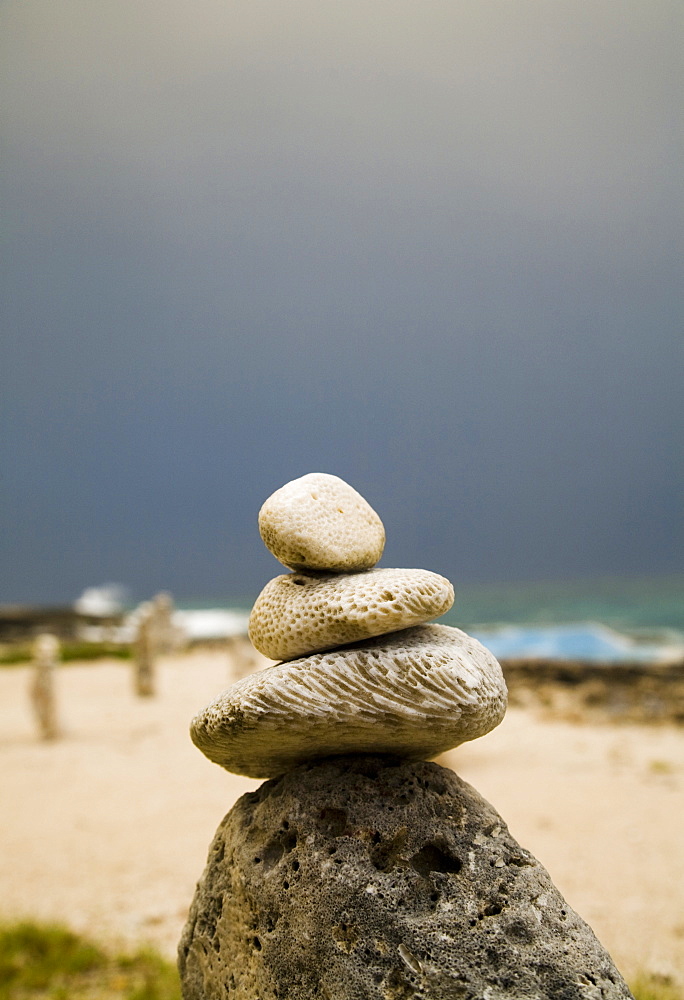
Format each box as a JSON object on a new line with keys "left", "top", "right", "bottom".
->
{"left": 179, "top": 756, "right": 633, "bottom": 999}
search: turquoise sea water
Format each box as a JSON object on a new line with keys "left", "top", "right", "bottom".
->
{"left": 441, "top": 574, "right": 684, "bottom": 634}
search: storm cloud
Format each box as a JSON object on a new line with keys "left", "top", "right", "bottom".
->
{"left": 1, "top": 0, "right": 681, "bottom": 603}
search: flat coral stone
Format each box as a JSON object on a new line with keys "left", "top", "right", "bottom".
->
{"left": 248, "top": 567, "right": 454, "bottom": 661}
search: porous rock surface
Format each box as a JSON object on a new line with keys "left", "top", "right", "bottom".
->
{"left": 191, "top": 625, "right": 507, "bottom": 778}
{"left": 179, "top": 755, "right": 632, "bottom": 999}
{"left": 248, "top": 568, "right": 455, "bottom": 661}
{"left": 258, "top": 473, "right": 385, "bottom": 572}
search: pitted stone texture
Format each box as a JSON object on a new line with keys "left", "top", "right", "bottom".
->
{"left": 248, "top": 567, "right": 455, "bottom": 661}
{"left": 190, "top": 625, "right": 507, "bottom": 778}
{"left": 258, "top": 473, "right": 385, "bottom": 572}
{"left": 179, "top": 756, "right": 633, "bottom": 1000}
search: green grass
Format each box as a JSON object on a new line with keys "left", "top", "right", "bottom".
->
{"left": 632, "top": 973, "right": 683, "bottom": 1000}
{"left": 0, "top": 922, "right": 179, "bottom": 1000}
{"left": 0, "top": 642, "right": 131, "bottom": 666}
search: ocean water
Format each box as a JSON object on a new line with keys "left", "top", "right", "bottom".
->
{"left": 441, "top": 575, "right": 684, "bottom": 633}
{"left": 178, "top": 574, "right": 684, "bottom": 661}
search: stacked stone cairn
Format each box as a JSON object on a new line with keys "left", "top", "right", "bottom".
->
{"left": 191, "top": 473, "right": 506, "bottom": 777}
{"left": 30, "top": 633, "right": 60, "bottom": 741}
{"left": 180, "top": 474, "right": 633, "bottom": 999}
{"left": 132, "top": 601, "right": 157, "bottom": 697}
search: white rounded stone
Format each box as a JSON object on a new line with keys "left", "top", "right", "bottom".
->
{"left": 190, "top": 624, "right": 507, "bottom": 778}
{"left": 258, "top": 473, "right": 385, "bottom": 571}
{"left": 248, "top": 567, "right": 455, "bottom": 661}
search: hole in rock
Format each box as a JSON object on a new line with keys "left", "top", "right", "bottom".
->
{"left": 282, "top": 831, "right": 298, "bottom": 852}
{"left": 253, "top": 936, "right": 262, "bottom": 951}
{"left": 410, "top": 843, "right": 462, "bottom": 878}
{"left": 259, "top": 829, "right": 297, "bottom": 872}
{"left": 261, "top": 843, "right": 284, "bottom": 869}
{"left": 370, "top": 828, "right": 409, "bottom": 872}
{"left": 319, "top": 807, "right": 349, "bottom": 837}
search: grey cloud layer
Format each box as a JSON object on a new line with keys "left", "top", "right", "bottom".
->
{"left": 1, "top": 0, "right": 681, "bottom": 602}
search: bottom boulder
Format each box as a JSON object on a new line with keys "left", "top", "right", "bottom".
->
{"left": 179, "top": 755, "right": 632, "bottom": 999}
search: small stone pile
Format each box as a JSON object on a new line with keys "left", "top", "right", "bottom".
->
{"left": 190, "top": 473, "right": 507, "bottom": 778}
{"left": 181, "top": 474, "right": 633, "bottom": 1000}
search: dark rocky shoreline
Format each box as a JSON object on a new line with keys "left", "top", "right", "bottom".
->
{"left": 502, "top": 657, "right": 684, "bottom": 725}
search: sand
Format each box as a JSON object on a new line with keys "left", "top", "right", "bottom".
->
{"left": 1, "top": 649, "right": 682, "bottom": 987}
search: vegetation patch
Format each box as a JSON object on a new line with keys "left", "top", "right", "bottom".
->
{"left": 631, "top": 972, "right": 683, "bottom": 1000}
{"left": 0, "top": 921, "right": 179, "bottom": 1000}
{"left": 0, "top": 642, "right": 131, "bottom": 666}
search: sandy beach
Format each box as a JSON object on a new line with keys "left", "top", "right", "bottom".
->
{"left": 1, "top": 648, "right": 682, "bottom": 987}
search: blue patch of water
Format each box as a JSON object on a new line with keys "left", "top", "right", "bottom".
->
{"left": 470, "top": 622, "right": 682, "bottom": 663}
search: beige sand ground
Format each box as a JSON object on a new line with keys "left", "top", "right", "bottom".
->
{"left": 1, "top": 649, "right": 682, "bottom": 987}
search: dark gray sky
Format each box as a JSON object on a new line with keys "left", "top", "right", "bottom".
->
{"left": 1, "top": 0, "right": 682, "bottom": 605}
